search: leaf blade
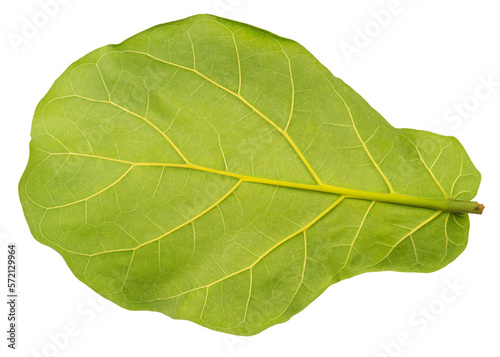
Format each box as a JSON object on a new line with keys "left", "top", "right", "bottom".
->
{"left": 19, "top": 14, "right": 481, "bottom": 336}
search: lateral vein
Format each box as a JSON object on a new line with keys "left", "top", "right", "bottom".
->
{"left": 110, "top": 50, "right": 322, "bottom": 185}
{"left": 322, "top": 73, "right": 394, "bottom": 193}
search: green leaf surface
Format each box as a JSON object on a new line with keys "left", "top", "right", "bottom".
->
{"left": 20, "top": 14, "right": 482, "bottom": 335}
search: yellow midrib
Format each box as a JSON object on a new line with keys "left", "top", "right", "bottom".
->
{"left": 43, "top": 151, "right": 476, "bottom": 215}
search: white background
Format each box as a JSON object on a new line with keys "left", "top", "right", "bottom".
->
{"left": 1, "top": 0, "right": 499, "bottom": 356}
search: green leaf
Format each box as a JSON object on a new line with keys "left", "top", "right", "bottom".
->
{"left": 19, "top": 14, "right": 482, "bottom": 335}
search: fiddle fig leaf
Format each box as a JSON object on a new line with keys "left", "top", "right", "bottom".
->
{"left": 19, "top": 14, "right": 483, "bottom": 336}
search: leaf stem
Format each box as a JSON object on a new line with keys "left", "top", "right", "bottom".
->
{"left": 313, "top": 184, "right": 484, "bottom": 215}
{"left": 239, "top": 177, "right": 484, "bottom": 215}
